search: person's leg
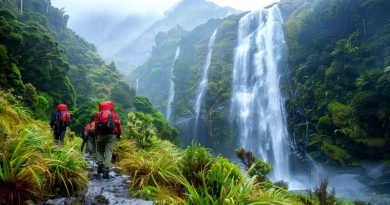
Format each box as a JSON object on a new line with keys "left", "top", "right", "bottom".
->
{"left": 59, "top": 129, "right": 66, "bottom": 143}
{"left": 91, "top": 135, "right": 96, "bottom": 154}
{"left": 81, "top": 136, "right": 87, "bottom": 152}
{"left": 54, "top": 130, "right": 60, "bottom": 143}
{"left": 87, "top": 135, "right": 95, "bottom": 155}
{"left": 96, "top": 135, "right": 107, "bottom": 174}
{"left": 102, "top": 134, "right": 117, "bottom": 177}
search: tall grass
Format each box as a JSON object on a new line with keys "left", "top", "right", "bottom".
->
{"left": 178, "top": 141, "right": 213, "bottom": 188}
{"left": 120, "top": 140, "right": 180, "bottom": 191}
{"left": 0, "top": 91, "right": 90, "bottom": 204}
{"left": 44, "top": 146, "right": 89, "bottom": 197}
{"left": 167, "top": 172, "right": 295, "bottom": 205}
{"left": 0, "top": 135, "right": 46, "bottom": 205}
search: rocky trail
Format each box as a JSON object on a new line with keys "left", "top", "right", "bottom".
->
{"left": 41, "top": 155, "right": 154, "bottom": 205}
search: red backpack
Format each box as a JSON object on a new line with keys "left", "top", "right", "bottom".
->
{"left": 56, "top": 104, "right": 71, "bottom": 126}
{"left": 84, "top": 121, "right": 96, "bottom": 136}
{"left": 97, "top": 101, "right": 116, "bottom": 134}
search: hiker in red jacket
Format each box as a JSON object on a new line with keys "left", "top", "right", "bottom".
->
{"left": 49, "top": 104, "right": 71, "bottom": 143}
{"left": 94, "top": 101, "right": 122, "bottom": 179}
{"left": 82, "top": 115, "right": 96, "bottom": 158}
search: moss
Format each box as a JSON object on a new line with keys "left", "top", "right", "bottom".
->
{"left": 320, "top": 142, "right": 352, "bottom": 166}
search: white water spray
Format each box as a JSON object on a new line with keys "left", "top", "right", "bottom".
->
{"left": 166, "top": 47, "right": 180, "bottom": 123}
{"left": 193, "top": 30, "right": 217, "bottom": 139}
{"left": 230, "top": 5, "right": 290, "bottom": 181}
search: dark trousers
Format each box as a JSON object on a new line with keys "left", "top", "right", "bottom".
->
{"left": 81, "top": 135, "right": 88, "bottom": 153}
{"left": 54, "top": 129, "right": 66, "bottom": 143}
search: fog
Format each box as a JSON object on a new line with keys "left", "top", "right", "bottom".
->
{"left": 51, "top": 0, "right": 280, "bottom": 25}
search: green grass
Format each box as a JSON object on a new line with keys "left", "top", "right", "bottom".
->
{"left": 44, "top": 145, "right": 88, "bottom": 196}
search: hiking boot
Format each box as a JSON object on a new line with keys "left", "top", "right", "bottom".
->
{"left": 102, "top": 172, "right": 109, "bottom": 179}
{"left": 97, "top": 165, "right": 103, "bottom": 174}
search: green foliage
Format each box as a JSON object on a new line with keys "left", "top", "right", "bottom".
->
{"left": 283, "top": 0, "right": 390, "bottom": 164}
{"left": 320, "top": 142, "right": 352, "bottom": 166}
{"left": 45, "top": 146, "right": 89, "bottom": 196}
{"left": 274, "top": 180, "right": 289, "bottom": 190}
{"left": 0, "top": 135, "right": 45, "bottom": 204}
{"left": 133, "top": 96, "right": 179, "bottom": 144}
{"left": 249, "top": 160, "right": 274, "bottom": 182}
{"left": 125, "top": 112, "right": 158, "bottom": 149}
{"left": 132, "top": 26, "right": 184, "bottom": 112}
{"left": 235, "top": 147, "right": 273, "bottom": 182}
{"left": 206, "top": 156, "right": 244, "bottom": 199}
{"left": 328, "top": 102, "right": 354, "bottom": 128}
{"left": 0, "top": 0, "right": 136, "bottom": 133}
{"left": 119, "top": 140, "right": 180, "bottom": 191}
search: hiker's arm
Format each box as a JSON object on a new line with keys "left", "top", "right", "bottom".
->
{"left": 49, "top": 112, "right": 56, "bottom": 128}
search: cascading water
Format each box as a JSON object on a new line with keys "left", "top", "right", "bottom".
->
{"left": 166, "top": 47, "right": 180, "bottom": 123}
{"left": 136, "top": 77, "right": 139, "bottom": 93}
{"left": 193, "top": 30, "right": 218, "bottom": 139}
{"left": 229, "top": 5, "right": 290, "bottom": 181}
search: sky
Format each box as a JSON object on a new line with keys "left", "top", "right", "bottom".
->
{"left": 51, "top": 0, "right": 280, "bottom": 20}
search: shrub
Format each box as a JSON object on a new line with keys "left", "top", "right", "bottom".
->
{"left": 207, "top": 156, "right": 244, "bottom": 198}
{"left": 0, "top": 135, "right": 46, "bottom": 205}
{"left": 178, "top": 141, "right": 213, "bottom": 188}
{"left": 45, "top": 146, "right": 88, "bottom": 196}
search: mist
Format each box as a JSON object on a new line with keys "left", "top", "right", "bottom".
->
{"left": 51, "top": 0, "right": 280, "bottom": 26}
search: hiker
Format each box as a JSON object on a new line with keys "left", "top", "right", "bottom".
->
{"left": 81, "top": 123, "right": 89, "bottom": 153}
{"left": 86, "top": 119, "right": 96, "bottom": 157}
{"left": 94, "top": 101, "right": 122, "bottom": 179}
{"left": 49, "top": 104, "right": 71, "bottom": 143}
{"left": 81, "top": 117, "right": 96, "bottom": 157}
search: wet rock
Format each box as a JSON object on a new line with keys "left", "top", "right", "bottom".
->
{"left": 40, "top": 155, "right": 154, "bottom": 205}
{"left": 361, "top": 160, "right": 390, "bottom": 179}
{"left": 42, "top": 198, "right": 65, "bottom": 205}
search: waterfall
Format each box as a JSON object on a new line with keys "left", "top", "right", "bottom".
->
{"left": 193, "top": 30, "right": 218, "bottom": 139}
{"left": 47, "top": 0, "right": 49, "bottom": 14}
{"left": 229, "top": 5, "right": 290, "bottom": 181}
{"left": 136, "top": 77, "right": 139, "bottom": 93}
{"left": 20, "top": 0, "right": 23, "bottom": 14}
{"left": 166, "top": 47, "right": 180, "bottom": 123}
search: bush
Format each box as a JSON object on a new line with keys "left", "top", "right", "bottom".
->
{"left": 45, "top": 146, "right": 88, "bottom": 196}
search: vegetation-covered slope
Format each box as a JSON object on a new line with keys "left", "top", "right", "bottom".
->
{"left": 133, "top": 14, "right": 244, "bottom": 148}
{"left": 280, "top": 0, "right": 390, "bottom": 165}
{"left": 136, "top": 0, "right": 390, "bottom": 167}
{"left": 0, "top": 0, "right": 179, "bottom": 143}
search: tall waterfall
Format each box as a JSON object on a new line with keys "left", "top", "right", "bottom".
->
{"left": 230, "top": 5, "right": 290, "bottom": 181}
{"left": 136, "top": 77, "right": 139, "bottom": 93}
{"left": 166, "top": 47, "right": 180, "bottom": 123}
{"left": 193, "top": 30, "right": 218, "bottom": 139}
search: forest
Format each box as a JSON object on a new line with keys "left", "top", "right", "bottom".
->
{"left": 0, "top": 0, "right": 389, "bottom": 204}
{"left": 135, "top": 0, "right": 390, "bottom": 167}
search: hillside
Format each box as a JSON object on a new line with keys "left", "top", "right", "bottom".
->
{"left": 280, "top": 0, "right": 390, "bottom": 166}
{"left": 0, "top": 0, "right": 178, "bottom": 141}
{"left": 133, "top": 0, "right": 390, "bottom": 169}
